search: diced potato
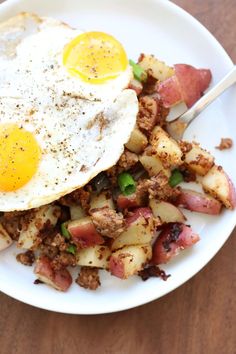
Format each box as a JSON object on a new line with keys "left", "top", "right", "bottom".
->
{"left": 174, "top": 64, "right": 211, "bottom": 108}
{"left": 157, "top": 75, "right": 182, "bottom": 108}
{"left": 149, "top": 199, "right": 186, "bottom": 223}
{"left": 139, "top": 148, "right": 171, "bottom": 177}
{"left": 117, "top": 192, "right": 146, "bottom": 210}
{"left": 90, "top": 192, "right": 115, "bottom": 210}
{"left": 18, "top": 205, "right": 61, "bottom": 250}
{"left": 109, "top": 244, "right": 152, "bottom": 279}
{"left": 152, "top": 223, "right": 199, "bottom": 264}
{"left": 34, "top": 256, "right": 72, "bottom": 292}
{"left": 76, "top": 245, "right": 111, "bottom": 269}
{"left": 126, "top": 207, "right": 153, "bottom": 225}
{"left": 158, "top": 65, "right": 211, "bottom": 108}
{"left": 184, "top": 143, "right": 214, "bottom": 176}
{"left": 67, "top": 216, "right": 104, "bottom": 248}
{"left": 111, "top": 215, "right": 155, "bottom": 250}
{"left": 202, "top": 165, "right": 236, "bottom": 209}
{"left": 150, "top": 126, "right": 183, "bottom": 167}
{"left": 175, "top": 189, "right": 222, "bottom": 215}
{"left": 125, "top": 127, "right": 148, "bottom": 154}
{"left": 0, "top": 223, "right": 13, "bottom": 251}
{"left": 70, "top": 205, "right": 86, "bottom": 220}
{"left": 138, "top": 54, "right": 174, "bottom": 81}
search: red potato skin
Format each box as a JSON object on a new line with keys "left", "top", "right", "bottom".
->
{"left": 174, "top": 64, "right": 200, "bottom": 108}
{"left": 202, "top": 166, "right": 236, "bottom": 209}
{"left": 198, "top": 69, "right": 212, "bottom": 92}
{"left": 175, "top": 189, "right": 222, "bottom": 215}
{"left": 157, "top": 75, "right": 182, "bottom": 107}
{"left": 68, "top": 222, "right": 104, "bottom": 248}
{"left": 174, "top": 64, "right": 212, "bottom": 108}
{"left": 53, "top": 269, "right": 73, "bottom": 291}
{"left": 34, "top": 256, "right": 72, "bottom": 292}
{"left": 35, "top": 256, "right": 53, "bottom": 279}
{"left": 157, "top": 64, "right": 212, "bottom": 108}
{"left": 126, "top": 207, "right": 153, "bottom": 226}
{"left": 117, "top": 193, "right": 143, "bottom": 210}
{"left": 151, "top": 223, "right": 200, "bottom": 264}
{"left": 227, "top": 175, "right": 236, "bottom": 209}
{"left": 109, "top": 255, "right": 125, "bottom": 279}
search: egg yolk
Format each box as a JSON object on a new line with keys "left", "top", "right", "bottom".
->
{"left": 63, "top": 31, "right": 128, "bottom": 84}
{"left": 0, "top": 124, "right": 41, "bottom": 192}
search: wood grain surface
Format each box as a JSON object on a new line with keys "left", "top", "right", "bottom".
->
{"left": 0, "top": 1, "right": 236, "bottom": 354}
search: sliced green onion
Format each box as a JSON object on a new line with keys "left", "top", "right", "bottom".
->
{"left": 129, "top": 59, "right": 147, "bottom": 82}
{"left": 118, "top": 172, "right": 136, "bottom": 196}
{"left": 169, "top": 169, "right": 183, "bottom": 187}
{"left": 61, "top": 222, "right": 71, "bottom": 239}
{"left": 66, "top": 244, "right": 77, "bottom": 255}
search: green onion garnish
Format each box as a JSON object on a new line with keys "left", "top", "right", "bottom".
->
{"left": 129, "top": 59, "right": 147, "bottom": 82}
{"left": 118, "top": 172, "right": 136, "bottom": 196}
{"left": 169, "top": 169, "right": 183, "bottom": 187}
{"left": 66, "top": 244, "right": 77, "bottom": 255}
{"left": 61, "top": 222, "right": 71, "bottom": 239}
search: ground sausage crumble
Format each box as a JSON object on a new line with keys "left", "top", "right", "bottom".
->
{"left": 76, "top": 267, "right": 101, "bottom": 290}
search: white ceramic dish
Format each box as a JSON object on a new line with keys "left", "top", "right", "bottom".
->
{"left": 0, "top": 0, "right": 235, "bottom": 314}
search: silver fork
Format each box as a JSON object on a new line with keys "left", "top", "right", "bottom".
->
{"left": 166, "top": 65, "right": 236, "bottom": 140}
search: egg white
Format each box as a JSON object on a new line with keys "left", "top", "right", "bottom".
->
{"left": 0, "top": 15, "right": 138, "bottom": 211}
{"left": 1, "top": 23, "right": 133, "bottom": 103}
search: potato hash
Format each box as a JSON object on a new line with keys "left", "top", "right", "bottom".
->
{"left": 1, "top": 54, "right": 235, "bottom": 291}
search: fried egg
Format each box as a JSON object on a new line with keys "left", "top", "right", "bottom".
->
{"left": 0, "top": 13, "right": 138, "bottom": 211}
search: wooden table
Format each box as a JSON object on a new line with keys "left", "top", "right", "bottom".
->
{"left": 0, "top": 1, "right": 235, "bottom": 353}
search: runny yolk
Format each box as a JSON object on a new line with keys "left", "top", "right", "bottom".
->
{"left": 63, "top": 31, "right": 128, "bottom": 84}
{"left": 0, "top": 124, "right": 41, "bottom": 192}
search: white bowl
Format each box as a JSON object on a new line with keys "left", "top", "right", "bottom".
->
{"left": 0, "top": 0, "right": 235, "bottom": 314}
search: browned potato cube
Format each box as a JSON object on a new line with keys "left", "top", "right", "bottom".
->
{"left": 202, "top": 165, "right": 236, "bottom": 209}
{"left": 90, "top": 192, "right": 115, "bottom": 210}
{"left": 138, "top": 54, "right": 174, "bottom": 81}
{"left": 125, "top": 128, "right": 148, "bottom": 154}
{"left": 109, "top": 244, "right": 152, "bottom": 279}
{"left": 111, "top": 213, "right": 155, "bottom": 250}
{"left": 0, "top": 223, "right": 13, "bottom": 251}
{"left": 70, "top": 205, "right": 86, "bottom": 220}
{"left": 184, "top": 143, "right": 214, "bottom": 176}
{"left": 18, "top": 205, "right": 61, "bottom": 250}
{"left": 139, "top": 152, "right": 171, "bottom": 177}
{"left": 150, "top": 126, "right": 183, "bottom": 167}
{"left": 149, "top": 199, "right": 186, "bottom": 223}
{"left": 76, "top": 245, "right": 111, "bottom": 269}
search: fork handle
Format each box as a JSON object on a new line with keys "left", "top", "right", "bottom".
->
{"left": 180, "top": 65, "right": 236, "bottom": 124}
